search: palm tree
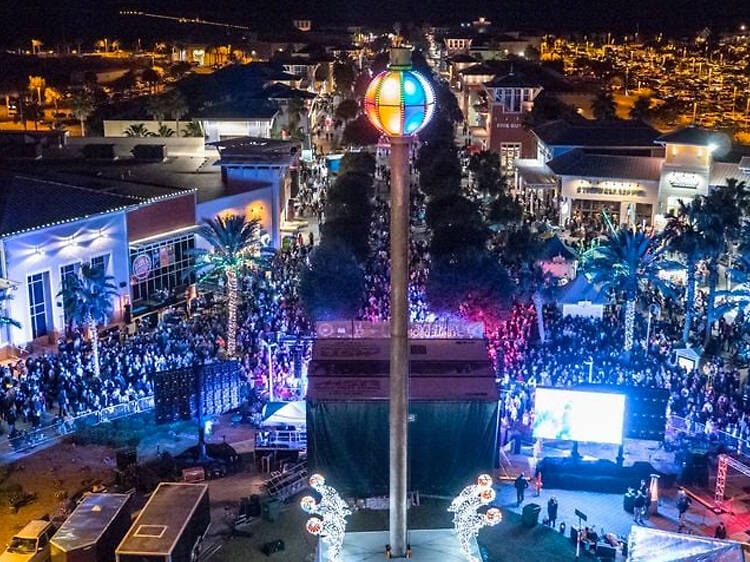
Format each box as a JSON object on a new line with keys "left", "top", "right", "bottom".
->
{"left": 591, "top": 88, "right": 617, "bottom": 121}
{"left": 124, "top": 123, "right": 152, "bottom": 137}
{"left": 181, "top": 121, "right": 204, "bottom": 138}
{"left": 27, "top": 76, "right": 45, "bottom": 104}
{"left": 695, "top": 179, "right": 748, "bottom": 344}
{"left": 164, "top": 89, "right": 189, "bottom": 136}
{"left": 714, "top": 253, "right": 750, "bottom": 325}
{"left": 157, "top": 124, "right": 175, "bottom": 137}
{"left": 583, "top": 228, "right": 678, "bottom": 352}
{"left": 191, "top": 215, "right": 267, "bottom": 357}
{"left": 58, "top": 264, "right": 118, "bottom": 378}
{"left": 0, "top": 289, "right": 21, "bottom": 331}
{"left": 146, "top": 96, "right": 168, "bottom": 124}
{"left": 44, "top": 86, "right": 62, "bottom": 113}
{"left": 665, "top": 200, "right": 712, "bottom": 345}
{"left": 629, "top": 95, "right": 652, "bottom": 120}
{"left": 69, "top": 91, "right": 94, "bottom": 137}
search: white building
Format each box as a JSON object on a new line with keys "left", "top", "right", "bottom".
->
{"left": 0, "top": 173, "right": 135, "bottom": 347}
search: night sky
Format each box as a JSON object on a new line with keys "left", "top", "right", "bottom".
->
{"left": 2, "top": 0, "right": 750, "bottom": 46}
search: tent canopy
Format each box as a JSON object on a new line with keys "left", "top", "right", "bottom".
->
{"left": 629, "top": 526, "right": 745, "bottom": 562}
{"left": 262, "top": 400, "right": 306, "bottom": 427}
{"left": 557, "top": 275, "right": 608, "bottom": 305}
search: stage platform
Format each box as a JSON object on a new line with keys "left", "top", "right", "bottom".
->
{"left": 319, "top": 529, "right": 476, "bottom": 561}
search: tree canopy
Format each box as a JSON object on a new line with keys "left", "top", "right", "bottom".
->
{"left": 300, "top": 240, "right": 364, "bottom": 321}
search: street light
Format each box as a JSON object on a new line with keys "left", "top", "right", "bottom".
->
{"left": 365, "top": 47, "right": 434, "bottom": 558}
{"left": 260, "top": 333, "right": 278, "bottom": 403}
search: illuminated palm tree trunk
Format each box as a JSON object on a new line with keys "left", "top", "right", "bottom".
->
{"left": 533, "top": 291, "right": 545, "bottom": 343}
{"left": 226, "top": 268, "right": 238, "bottom": 357}
{"left": 683, "top": 259, "right": 696, "bottom": 345}
{"left": 624, "top": 299, "right": 636, "bottom": 351}
{"left": 88, "top": 314, "right": 100, "bottom": 378}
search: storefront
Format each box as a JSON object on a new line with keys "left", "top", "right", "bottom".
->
{"left": 128, "top": 232, "right": 196, "bottom": 318}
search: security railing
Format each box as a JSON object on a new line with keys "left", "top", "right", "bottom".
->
{"left": 666, "top": 414, "right": 750, "bottom": 458}
{"left": 5, "top": 395, "right": 154, "bottom": 454}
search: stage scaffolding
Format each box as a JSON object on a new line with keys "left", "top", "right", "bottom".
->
{"left": 714, "top": 454, "right": 750, "bottom": 510}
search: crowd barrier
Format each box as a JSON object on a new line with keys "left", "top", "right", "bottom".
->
{"left": 666, "top": 414, "right": 750, "bottom": 458}
{"left": 5, "top": 395, "right": 154, "bottom": 454}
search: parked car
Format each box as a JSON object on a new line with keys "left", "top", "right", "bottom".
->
{"left": 1, "top": 520, "right": 55, "bottom": 562}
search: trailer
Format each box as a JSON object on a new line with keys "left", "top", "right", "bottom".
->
{"left": 116, "top": 483, "right": 210, "bottom": 562}
{"left": 51, "top": 493, "right": 132, "bottom": 562}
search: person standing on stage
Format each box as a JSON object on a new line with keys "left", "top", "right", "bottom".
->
{"left": 715, "top": 521, "right": 727, "bottom": 539}
{"left": 547, "top": 496, "right": 558, "bottom": 528}
{"left": 633, "top": 490, "right": 645, "bottom": 524}
{"left": 677, "top": 490, "right": 692, "bottom": 530}
{"left": 515, "top": 473, "right": 529, "bottom": 506}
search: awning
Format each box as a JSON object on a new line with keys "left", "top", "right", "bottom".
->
{"left": 262, "top": 401, "right": 306, "bottom": 427}
{"left": 516, "top": 159, "right": 557, "bottom": 189}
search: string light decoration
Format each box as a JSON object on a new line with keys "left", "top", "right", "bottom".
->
{"left": 300, "top": 473, "right": 351, "bottom": 562}
{"left": 448, "top": 474, "right": 503, "bottom": 562}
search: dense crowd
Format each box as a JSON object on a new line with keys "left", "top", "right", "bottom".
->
{"left": 498, "top": 303, "right": 750, "bottom": 445}
{"left": 0, "top": 312, "right": 224, "bottom": 434}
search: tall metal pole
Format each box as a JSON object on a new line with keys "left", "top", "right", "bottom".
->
{"left": 389, "top": 133, "right": 410, "bottom": 557}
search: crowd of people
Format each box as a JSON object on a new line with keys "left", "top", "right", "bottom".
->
{"left": 0, "top": 311, "right": 225, "bottom": 435}
{"left": 497, "top": 302, "right": 750, "bottom": 448}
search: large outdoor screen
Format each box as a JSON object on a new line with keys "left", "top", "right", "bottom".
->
{"left": 532, "top": 388, "right": 625, "bottom": 445}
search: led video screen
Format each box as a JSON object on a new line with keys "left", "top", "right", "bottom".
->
{"left": 532, "top": 388, "right": 625, "bottom": 445}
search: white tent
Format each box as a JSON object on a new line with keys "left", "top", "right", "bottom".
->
{"left": 629, "top": 526, "right": 745, "bottom": 562}
{"left": 556, "top": 275, "right": 608, "bottom": 319}
{"left": 262, "top": 401, "right": 306, "bottom": 427}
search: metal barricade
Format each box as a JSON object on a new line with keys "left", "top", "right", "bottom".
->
{"left": 6, "top": 395, "right": 154, "bottom": 453}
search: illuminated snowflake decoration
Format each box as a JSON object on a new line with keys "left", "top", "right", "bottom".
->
{"left": 300, "top": 473, "right": 351, "bottom": 562}
{"left": 449, "top": 474, "right": 503, "bottom": 562}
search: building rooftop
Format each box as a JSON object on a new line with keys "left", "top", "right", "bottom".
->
{"left": 710, "top": 162, "right": 749, "bottom": 187}
{"left": 0, "top": 172, "right": 141, "bottom": 237}
{"left": 117, "top": 483, "right": 208, "bottom": 556}
{"left": 447, "top": 53, "right": 479, "bottom": 64}
{"left": 193, "top": 98, "right": 279, "bottom": 120}
{"left": 51, "top": 494, "right": 131, "bottom": 552}
{"left": 484, "top": 71, "right": 541, "bottom": 88}
{"left": 547, "top": 148, "right": 663, "bottom": 182}
{"left": 263, "top": 82, "right": 318, "bottom": 100}
{"left": 655, "top": 126, "right": 725, "bottom": 147}
{"left": 1, "top": 136, "right": 296, "bottom": 205}
{"left": 534, "top": 119, "right": 661, "bottom": 148}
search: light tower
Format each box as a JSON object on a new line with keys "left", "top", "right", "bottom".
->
{"left": 364, "top": 47, "right": 435, "bottom": 557}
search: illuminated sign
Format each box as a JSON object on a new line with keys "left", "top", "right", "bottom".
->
{"left": 315, "top": 320, "right": 485, "bottom": 339}
{"left": 576, "top": 180, "right": 647, "bottom": 198}
{"left": 132, "top": 253, "right": 152, "bottom": 281}
{"left": 668, "top": 172, "right": 701, "bottom": 190}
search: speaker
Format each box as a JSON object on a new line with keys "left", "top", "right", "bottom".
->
{"left": 248, "top": 494, "right": 261, "bottom": 517}
{"left": 261, "top": 539, "right": 285, "bottom": 555}
{"left": 595, "top": 544, "right": 617, "bottom": 560}
{"left": 116, "top": 447, "right": 137, "bottom": 470}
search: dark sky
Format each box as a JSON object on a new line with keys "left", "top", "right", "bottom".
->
{"left": 2, "top": 0, "right": 750, "bottom": 47}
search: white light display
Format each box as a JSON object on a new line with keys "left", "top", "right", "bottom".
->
{"left": 300, "top": 473, "right": 351, "bottom": 562}
{"left": 449, "top": 474, "right": 503, "bottom": 562}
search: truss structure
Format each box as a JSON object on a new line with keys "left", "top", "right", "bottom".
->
{"left": 714, "top": 454, "right": 750, "bottom": 509}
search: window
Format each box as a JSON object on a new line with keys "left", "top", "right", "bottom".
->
{"left": 27, "top": 272, "right": 49, "bottom": 339}
{"left": 90, "top": 254, "right": 110, "bottom": 273}
{"left": 500, "top": 143, "right": 522, "bottom": 170}
{"left": 60, "top": 262, "right": 80, "bottom": 283}
{"left": 129, "top": 234, "right": 196, "bottom": 303}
